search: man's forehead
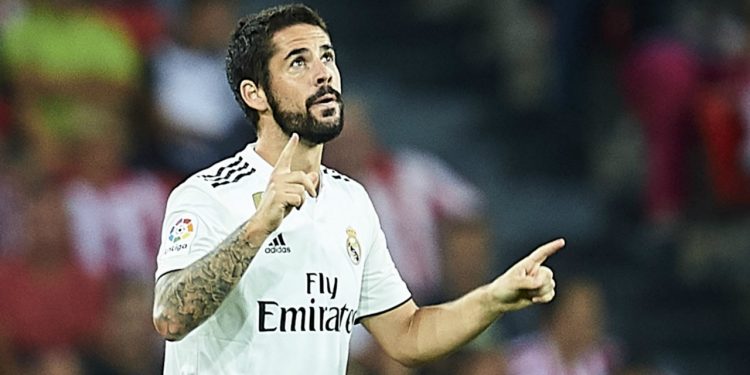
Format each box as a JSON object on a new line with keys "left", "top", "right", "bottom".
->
{"left": 271, "top": 24, "right": 331, "bottom": 53}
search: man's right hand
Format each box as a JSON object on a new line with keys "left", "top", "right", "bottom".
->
{"left": 248, "top": 133, "right": 319, "bottom": 236}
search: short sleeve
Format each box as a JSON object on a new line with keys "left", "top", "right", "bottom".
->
{"left": 356, "top": 196, "right": 412, "bottom": 322}
{"left": 155, "top": 183, "right": 229, "bottom": 281}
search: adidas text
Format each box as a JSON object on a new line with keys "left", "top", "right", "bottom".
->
{"left": 265, "top": 246, "right": 291, "bottom": 254}
{"left": 265, "top": 234, "right": 290, "bottom": 254}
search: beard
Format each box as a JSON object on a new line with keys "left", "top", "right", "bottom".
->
{"left": 267, "top": 85, "right": 344, "bottom": 145}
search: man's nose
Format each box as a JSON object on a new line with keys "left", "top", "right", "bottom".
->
{"left": 313, "top": 60, "right": 333, "bottom": 86}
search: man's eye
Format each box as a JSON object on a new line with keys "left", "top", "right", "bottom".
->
{"left": 291, "top": 58, "right": 306, "bottom": 68}
{"left": 322, "top": 53, "right": 335, "bottom": 63}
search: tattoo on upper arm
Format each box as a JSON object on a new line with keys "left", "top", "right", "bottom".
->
{"left": 154, "top": 223, "right": 261, "bottom": 339}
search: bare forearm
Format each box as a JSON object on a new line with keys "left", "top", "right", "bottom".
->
{"left": 153, "top": 221, "right": 266, "bottom": 341}
{"left": 388, "top": 285, "right": 504, "bottom": 366}
{"left": 368, "top": 240, "right": 563, "bottom": 367}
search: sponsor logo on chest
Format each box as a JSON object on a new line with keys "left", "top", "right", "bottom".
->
{"left": 257, "top": 272, "right": 357, "bottom": 334}
{"left": 255, "top": 227, "right": 364, "bottom": 333}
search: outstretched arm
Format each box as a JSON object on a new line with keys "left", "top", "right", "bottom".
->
{"left": 362, "top": 239, "right": 564, "bottom": 366}
{"left": 152, "top": 134, "right": 318, "bottom": 341}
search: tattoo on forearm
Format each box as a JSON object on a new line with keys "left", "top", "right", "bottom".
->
{"left": 154, "top": 223, "right": 261, "bottom": 340}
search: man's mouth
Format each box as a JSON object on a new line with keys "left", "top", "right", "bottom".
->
{"left": 310, "top": 94, "right": 339, "bottom": 112}
{"left": 306, "top": 87, "right": 342, "bottom": 115}
{"left": 312, "top": 94, "right": 337, "bottom": 105}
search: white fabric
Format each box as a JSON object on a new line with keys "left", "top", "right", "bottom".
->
{"left": 156, "top": 144, "right": 411, "bottom": 375}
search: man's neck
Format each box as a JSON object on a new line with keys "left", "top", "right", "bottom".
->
{"left": 255, "top": 127, "right": 323, "bottom": 175}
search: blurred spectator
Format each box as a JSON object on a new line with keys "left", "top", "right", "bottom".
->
{"left": 505, "top": 278, "right": 622, "bottom": 375}
{"left": 690, "top": 5, "right": 750, "bottom": 209}
{"left": 0, "top": 0, "right": 140, "bottom": 176}
{"left": 620, "top": 0, "right": 750, "bottom": 221}
{"left": 150, "top": 0, "right": 248, "bottom": 175}
{"left": 694, "top": 76, "right": 750, "bottom": 209}
{"left": 326, "top": 99, "right": 490, "bottom": 375}
{"left": 63, "top": 108, "right": 169, "bottom": 281}
{"left": 0, "top": 184, "right": 106, "bottom": 371}
{"left": 621, "top": 36, "right": 701, "bottom": 226}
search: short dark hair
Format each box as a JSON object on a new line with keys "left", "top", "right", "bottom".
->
{"left": 226, "top": 4, "right": 329, "bottom": 131}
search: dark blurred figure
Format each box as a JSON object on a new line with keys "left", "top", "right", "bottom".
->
{"left": 615, "top": 356, "right": 672, "bottom": 375}
{"left": 150, "top": 0, "right": 248, "bottom": 175}
{"left": 0, "top": 184, "right": 106, "bottom": 373}
{"left": 82, "top": 280, "right": 163, "bottom": 375}
{"left": 505, "top": 278, "right": 622, "bottom": 375}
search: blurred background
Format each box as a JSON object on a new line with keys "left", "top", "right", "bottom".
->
{"left": 1, "top": 0, "right": 749, "bottom": 374}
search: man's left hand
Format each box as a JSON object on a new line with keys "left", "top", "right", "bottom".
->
{"left": 487, "top": 238, "right": 564, "bottom": 313}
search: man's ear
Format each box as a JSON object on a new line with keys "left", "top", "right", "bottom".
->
{"left": 240, "top": 79, "right": 268, "bottom": 112}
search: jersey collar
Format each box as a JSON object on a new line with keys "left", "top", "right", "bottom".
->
{"left": 239, "top": 143, "right": 274, "bottom": 177}
{"left": 239, "top": 142, "right": 326, "bottom": 198}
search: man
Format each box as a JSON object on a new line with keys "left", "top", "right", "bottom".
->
{"left": 152, "top": 4, "right": 563, "bottom": 374}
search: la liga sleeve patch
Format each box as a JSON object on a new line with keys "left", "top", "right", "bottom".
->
{"left": 164, "top": 214, "right": 198, "bottom": 255}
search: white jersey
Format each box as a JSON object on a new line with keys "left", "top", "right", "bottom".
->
{"left": 156, "top": 143, "right": 411, "bottom": 375}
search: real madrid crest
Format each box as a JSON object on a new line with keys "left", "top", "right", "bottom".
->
{"left": 345, "top": 227, "right": 361, "bottom": 265}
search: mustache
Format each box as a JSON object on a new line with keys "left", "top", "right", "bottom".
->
{"left": 305, "top": 86, "right": 342, "bottom": 109}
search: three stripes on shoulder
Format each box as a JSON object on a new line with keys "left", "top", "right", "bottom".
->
{"left": 198, "top": 156, "right": 257, "bottom": 188}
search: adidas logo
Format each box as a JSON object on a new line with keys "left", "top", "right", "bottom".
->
{"left": 264, "top": 233, "right": 291, "bottom": 254}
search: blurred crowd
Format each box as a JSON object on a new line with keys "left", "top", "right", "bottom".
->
{"left": 0, "top": 0, "right": 749, "bottom": 374}
{"left": 0, "top": 0, "right": 244, "bottom": 373}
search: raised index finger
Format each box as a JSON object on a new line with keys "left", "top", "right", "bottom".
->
{"left": 527, "top": 238, "right": 565, "bottom": 265}
{"left": 274, "top": 133, "right": 299, "bottom": 172}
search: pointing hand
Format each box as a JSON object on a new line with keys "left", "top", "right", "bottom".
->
{"left": 488, "top": 238, "right": 565, "bottom": 312}
{"left": 252, "top": 134, "right": 319, "bottom": 235}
